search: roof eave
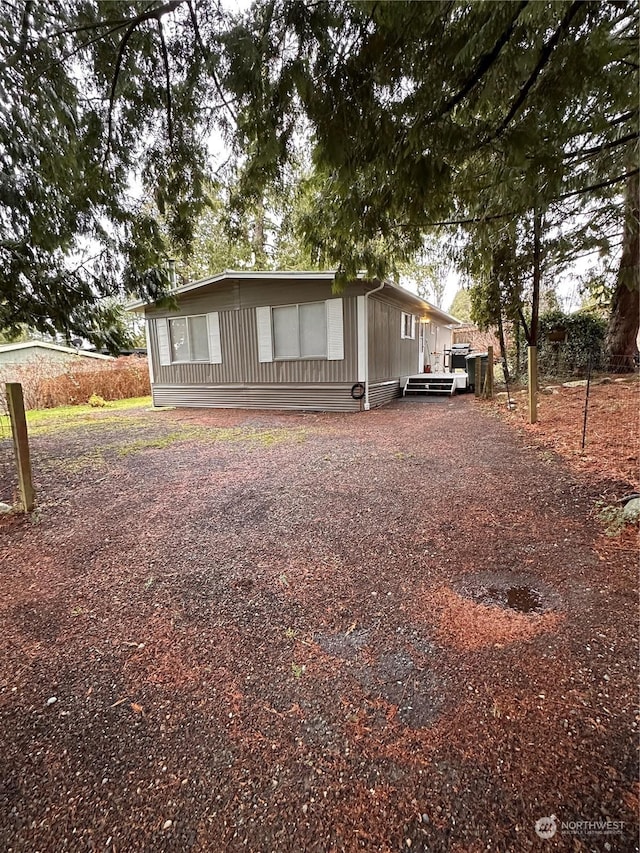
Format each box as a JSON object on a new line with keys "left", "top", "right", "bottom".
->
{"left": 127, "top": 269, "right": 339, "bottom": 312}
{"left": 382, "top": 282, "right": 462, "bottom": 326}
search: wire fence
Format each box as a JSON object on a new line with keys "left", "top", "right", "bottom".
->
{"left": 497, "top": 351, "right": 639, "bottom": 487}
{"left": 579, "top": 355, "right": 639, "bottom": 458}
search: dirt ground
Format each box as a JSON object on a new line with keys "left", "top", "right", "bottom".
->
{"left": 496, "top": 377, "right": 640, "bottom": 491}
{"left": 0, "top": 396, "right": 637, "bottom": 852}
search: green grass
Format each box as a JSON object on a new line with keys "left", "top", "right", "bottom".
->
{"left": 0, "top": 397, "right": 156, "bottom": 436}
{"left": 25, "top": 396, "right": 153, "bottom": 425}
{"left": 1, "top": 396, "right": 306, "bottom": 476}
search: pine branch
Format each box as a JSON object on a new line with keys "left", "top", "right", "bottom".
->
{"left": 157, "top": 18, "right": 174, "bottom": 148}
{"left": 430, "top": 1, "right": 529, "bottom": 123}
{"left": 0, "top": 0, "right": 33, "bottom": 71}
{"left": 104, "top": 0, "right": 185, "bottom": 164}
{"left": 103, "top": 25, "right": 138, "bottom": 165}
{"left": 186, "top": 0, "right": 238, "bottom": 122}
{"left": 486, "top": 0, "right": 585, "bottom": 144}
{"left": 517, "top": 306, "right": 531, "bottom": 345}
{"left": 42, "top": 2, "right": 174, "bottom": 39}
{"left": 564, "top": 132, "right": 639, "bottom": 162}
{"left": 29, "top": 20, "right": 132, "bottom": 89}
{"left": 559, "top": 169, "right": 639, "bottom": 200}
{"left": 390, "top": 170, "right": 638, "bottom": 230}
{"left": 43, "top": 15, "right": 134, "bottom": 39}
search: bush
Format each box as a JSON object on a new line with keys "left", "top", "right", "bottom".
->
{"left": 0, "top": 356, "right": 151, "bottom": 411}
{"left": 538, "top": 309, "right": 607, "bottom": 376}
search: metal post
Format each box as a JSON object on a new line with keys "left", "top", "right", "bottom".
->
{"left": 6, "top": 383, "right": 35, "bottom": 512}
{"left": 581, "top": 355, "right": 593, "bottom": 451}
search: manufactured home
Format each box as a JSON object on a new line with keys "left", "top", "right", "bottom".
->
{"left": 130, "top": 271, "right": 460, "bottom": 412}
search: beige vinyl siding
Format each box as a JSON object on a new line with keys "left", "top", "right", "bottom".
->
{"left": 145, "top": 278, "right": 366, "bottom": 318}
{"left": 148, "top": 297, "right": 358, "bottom": 386}
{"left": 367, "top": 295, "right": 419, "bottom": 382}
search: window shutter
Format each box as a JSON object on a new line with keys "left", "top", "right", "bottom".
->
{"left": 256, "top": 306, "right": 273, "bottom": 363}
{"left": 326, "top": 298, "right": 344, "bottom": 360}
{"left": 206, "top": 312, "right": 222, "bottom": 363}
{"left": 156, "top": 318, "right": 171, "bottom": 366}
{"left": 400, "top": 314, "right": 406, "bottom": 339}
{"left": 411, "top": 315, "right": 416, "bottom": 339}
{"left": 144, "top": 319, "right": 155, "bottom": 382}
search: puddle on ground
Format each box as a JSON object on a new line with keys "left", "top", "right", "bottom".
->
{"left": 483, "top": 585, "right": 542, "bottom": 613}
{"left": 456, "top": 571, "right": 561, "bottom": 615}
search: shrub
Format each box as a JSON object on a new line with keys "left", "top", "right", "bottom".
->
{"left": 538, "top": 309, "right": 607, "bottom": 376}
{"left": 0, "top": 356, "right": 151, "bottom": 411}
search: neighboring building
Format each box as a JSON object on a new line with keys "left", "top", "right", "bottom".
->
{"left": 129, "top": 271, "right": 460, "bottom": 412}
{"left": 452, "top": 323, "right": 507, "bottom": 358}
{"left": 0, "top": 341, "right": 113, "bottom": 373}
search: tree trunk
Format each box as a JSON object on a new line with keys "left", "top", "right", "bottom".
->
{"left": 605, "top": 169, "right": 639, "bottom": 372}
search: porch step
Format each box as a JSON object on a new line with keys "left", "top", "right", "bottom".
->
{"left": 403, "top": 375, "right": 456, "bottom": 396}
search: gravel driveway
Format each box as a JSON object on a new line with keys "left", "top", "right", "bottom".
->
{"left": 0, "top": 396, "right": 636, "bottom": 852}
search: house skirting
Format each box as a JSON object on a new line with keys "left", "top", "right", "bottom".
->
{"left": 151, "top": 383, "right": 363, "bottom": 412}
{"left": 367, "top": 380, "right": 402, "bottom": 408}
{"left": 151, "top": 380, "right": 405, "bottom": 413}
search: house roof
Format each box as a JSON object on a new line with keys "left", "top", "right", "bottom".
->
{"left": 383, "top": 282, "right": 462, "bottom": 326}
{"left": 127, "top": 269, "right": 462, "bottom": 327}
{"left": 0, "top": 341, "right": 114, "bottom": 360}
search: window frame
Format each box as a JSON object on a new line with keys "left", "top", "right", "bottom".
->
{"left": 272, "top": 300, "right": 328, "bottom": 361}
{"left": 401, "top": 312, "right": 416, "bottom": 340}
{"left": 169, "top": 314, "right": 210, "bottom": 363}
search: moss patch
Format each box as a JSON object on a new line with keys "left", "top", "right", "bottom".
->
{"left": 116, "top": 426, "right": 307, "bottom": 456}
{"left": 36, "top": 424, "right": 307, "bottom": 476}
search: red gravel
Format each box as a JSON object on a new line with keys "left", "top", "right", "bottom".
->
{"left": 0, "top": 395, "right": 637, "bottom": 852}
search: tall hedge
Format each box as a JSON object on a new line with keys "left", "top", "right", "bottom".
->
{"left": 537, "top": 310, "right": 607, "bottom": 376}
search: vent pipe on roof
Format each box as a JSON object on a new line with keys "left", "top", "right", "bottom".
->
{"left": 167, "top": 259, "right": 177, "bottom": 289}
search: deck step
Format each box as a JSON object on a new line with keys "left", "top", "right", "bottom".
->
{"left": 403, "top": 375, "right": 456, "bottom": 396}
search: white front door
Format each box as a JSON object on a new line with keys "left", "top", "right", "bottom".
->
{"left": 418, "top": 321, "right": 426, "bottom": 373}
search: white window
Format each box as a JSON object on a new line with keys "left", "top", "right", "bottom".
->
{"left": 257, "top": 299, "right": 343, "bottom": 363}
{"left": 272, "top": 301, "right": 328, "bottom": 359}
{"left": 401, "top": 312, "right": 416, "bottom": 340}
{"left": 168, "top": 315, "right": 209, "bottom": 362}
{"left": 157, "top": 314, "right": 221, "bottom": 365}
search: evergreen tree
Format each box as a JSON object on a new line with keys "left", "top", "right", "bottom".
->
{"left": 0, "top": 0, "right": 637, "bottom": 361}
{"left": 448, "top": 290, "right": 472, "bottom": 324}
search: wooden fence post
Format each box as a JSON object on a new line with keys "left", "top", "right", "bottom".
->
{"left": 528, "top": 345, "right": 538, "bottom": 424}
{"left": 474, "top": 357, "right": 481, "bottom": 397}
{"left": 6, "top": 383, "right": 35, "bottom": 512}
{"left": 486, "top": 346, "right": 494, "bottom": 398}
